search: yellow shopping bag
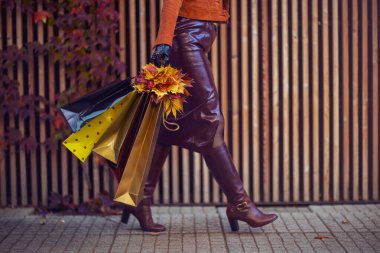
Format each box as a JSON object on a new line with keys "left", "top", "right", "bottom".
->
{"left": 62, "top": 91, "right": 138, "bottom": 162}
{"left": 113, "top": 102, "right": 164, "bottom": 206}
{"left": 92, "top": 91, "right": 144, "bottom": 164}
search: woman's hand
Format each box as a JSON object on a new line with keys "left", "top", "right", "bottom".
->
{"left": 150, "top": 44, "right": 171, "bottom": 67}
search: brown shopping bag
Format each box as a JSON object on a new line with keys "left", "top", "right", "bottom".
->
{"left": 113, "top": 102, "right": 164, "bottom": 206}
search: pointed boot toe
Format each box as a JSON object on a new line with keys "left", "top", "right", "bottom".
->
{"left": 141, "top": 223, "right": 166, "bottom": 232}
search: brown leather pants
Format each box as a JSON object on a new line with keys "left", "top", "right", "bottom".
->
{"left": 157, "top": 17, "right": 225, "bottom": 154}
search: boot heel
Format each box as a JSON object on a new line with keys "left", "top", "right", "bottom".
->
{"left": 228, "top": 218, "right": 239, "bottom": 231}
{"left": 121, "top": 208, "right": 130, "bottom": 224}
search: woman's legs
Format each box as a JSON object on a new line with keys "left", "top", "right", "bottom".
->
{"left": 121, "top": 143, "right": 170, "bottom": 232}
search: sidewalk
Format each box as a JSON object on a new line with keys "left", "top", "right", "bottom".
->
{"left": 0, "top": 204, "right": 379, "bottom": 253}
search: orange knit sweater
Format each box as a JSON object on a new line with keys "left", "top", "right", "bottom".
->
{"left": 154, "top": 0, "right": 230, "bottom": 47}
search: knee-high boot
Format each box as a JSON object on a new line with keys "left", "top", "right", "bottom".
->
{"left": 203, "top": 143, "right": 278, "bottom": 231}
{"left": 120, "top": 143, "right": 170, "bottom": 232}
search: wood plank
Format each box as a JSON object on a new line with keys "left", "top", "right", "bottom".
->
{"left": 182, "top": 149, "right": 190, "bottom": 203}
{"left": 361, "top": 0, "right": 369, "bottom": 200}
{"left": 103, "top": 162, "right": 109, "bottom": 200}
{"left": 332, "top": 0, "right": 340, "bottom": 201}
{"left": 149, "top": 0, "right": 156, "bottom": 48}
{"left": 211, "top": 32, "right": 220, "bottom": 203}
{"left": 193, "top": 152, "right": 201, "bottom": 203}
{"left": 342, "top": 0, "right": 350, "bottom": 201}
{"left": 162, "top": 155, "right": 170, "bottom": 203}
{"left": 352, "top": 0, "right": 360, "bottom": 201}
{"left": 202, "top": 158, "right": 210, "bottom": 203}
{"left": 291, "top": 0, "right": 300, "bottom": 202}
{"left": 322, "top": 0, "right": 330, "bottom": 201}
{"left": 37, "top": 3, "right": 48, "bottom": 205}
{"left": 0, "top": 1, "right": 6, "bottom": 207}
{"left": 262, "top": 0, "right": 271, "bottom": 202}
{"left": 139, "top": 0, "right": 147, "bottom": 66}
{"left": 220, "top": 24, "right": 228, "bottom": 203}
{"left": 119, "top": 0, "right": 126, "bottom": 79}
{"left": 282, "top": 0, "right": 290, "bottom": 202}
{"left": 82, "top": 161, "right": 89, "bottom": 202}
{"left": 47, "top": 21, "right": 58, "bottom": 196}
{"left": 271, "top": 0, "right": 280, "bottom": 202}
{"left": 7, "top": 7, "right": 17, "bottom": 206}
{"left": 252, "top": 0, "right": 260, "bottom": 203}
{"left": 372, "top": 0, "right": 379, "bottom": 200}
{"left": 92, "top": 156, "right": 100, "bottom": 199}
{"left": 16, "top": 3, "right": 27, "bottom": 205}
{"left": 230, "top": 0, "right": 240, "bottom": 188}
{"left": 312, "top": 0, "right": 320, "bottom": 202}
{"left": 171, "top": 146, "right": 179, "bottom": 203}
{"left": 27, "top": 12, "right": 38, "bottom": 205}
{"left": 129, "top": 0, "right": 137, "bottom": 75}
{"left": 220, "top": 26, "right": 229, "bottom": 148}
{"left": 302, "top": 0, "right": 310, "bottom": 202}
{"left": 241, "top": 0, "right": 250, "bottom": 195}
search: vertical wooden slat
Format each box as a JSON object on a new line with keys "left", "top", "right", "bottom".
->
{"left": 241, "top": 0, "right": 250, "bottom": 194}
{"left": 162, "top": 155, "right": 170, "bottom": 203}
{"left": 332, "top": 0, "right": 340, "bottom": 201}
{"left": 262, "top": 0, "right": 271, "bottom": 202}
{"left": 103, "top": 163, "right": 109, "bottom": 199}
{"left": 193, "top": 153, "right": 201, "bottom": 203}
{"left": 7, "top": 6, "right": 17, "bottom": 206}
{"left": 322, "top": 0, "right": 330, "bottom": 201}
{"left": 182, "top": 149, "right": 190, "bottom": 203}
{"left": 361, "top": 0, "right": 369, "bottom": 201}
{"left": 16, "top": 3, "right": 27, "bottom": 205}
{"left": 302, "top": 0, "right": 310, "bottom": 202}
{"left": 342, "top": 0, "right": 350, "bottom": 201}
{"left": 372, "top": 0, "right": 379, "bottom": 200}
{"left": 119, "top": 0, "right": 126, "bottom": 79}
{"left": 220, "top": 24, "right": 228, "bottom": 204}
{"left": 92, "top": 156, "right": 100, "bottom": 198}
{"left": 129, "top": 0, "right": 137, "bottom": 75}
{"left": 211, "top": 36, "right": 220, "bottom": 203}
{"left": 230, "top": 0, "right": 240, "bottom": 188}
{"left": 149, "top": 0, "right": 156, "bottom": 48}
{"left": 27, "top": 12, "right": 38, "bottom": 206}
{"left": 47, "top": 20, "right": 58, "bottom": 196}
{"left": 291, "top": 0, "right": 300, "bottom": 202}
{"left": 0, "top": 1, "right": 6, "bottom": 207}
{"left": 312, "top": 0, "right": 320, "bottom": 201}
{"left": 139, "top": 0, "right": 147, "bottom": 66}
{"left": 202, "top": 158, "right": 210, "bottom": 203}
{"left": 37, "top": 3, "right": 48, "bottom": 205}
{"left": 352, "top": 0, "right": 360, "bottom": 201}
{"left": 252, "top": 0, "right": 260, "bottom": 203}
{"left": 271, "top": 0, "right": 280, "bottom": 202}
{"left": 171, "top": 147, "right": 179, "bottom": 203}
{"left": 282, "top": 0, "right": 290, "bottom": 202}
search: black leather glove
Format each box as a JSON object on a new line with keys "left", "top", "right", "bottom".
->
{"left": 150, "top": 44, "right": 171, "bottom": 67}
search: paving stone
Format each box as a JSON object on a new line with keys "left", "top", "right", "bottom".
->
{"left": 1, "top": 204, "right": 380, "bottom": 252}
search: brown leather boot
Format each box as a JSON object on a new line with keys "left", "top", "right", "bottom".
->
{"left": 121, "top": 143, "right": 170, "bottom": 232}
{"left": 203, "top": 143, "right": 278, "bottom": 231}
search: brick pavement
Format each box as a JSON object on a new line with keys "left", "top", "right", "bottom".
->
{"left": 0, "top": 204, "right": 379, "bottom": 252}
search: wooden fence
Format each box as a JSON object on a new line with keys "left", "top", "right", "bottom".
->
{"left": 0, "top": 0, "right": 379, "bottom": 207}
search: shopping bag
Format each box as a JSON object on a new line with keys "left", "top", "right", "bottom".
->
{"left": 101, "top": 94, "right": 150, "bottom": 182}
{"left": 60, "top": 78, "right": 133, "bottom": 132}
{"left": 92, "top": 91, "right": 149, "bottom": 164}
{"left": 113, "top": 102, "right": 164, "bottom": 206}
{"left": 62, "top": 90, "right": 137, "bottom": 162}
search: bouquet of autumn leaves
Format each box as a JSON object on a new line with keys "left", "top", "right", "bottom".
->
{"left": 60, "top": 64, "right": 192, "bottom": 206}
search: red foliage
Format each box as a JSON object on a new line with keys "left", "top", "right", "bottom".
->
{"left": 33, "top": 10, "right": 51, "bottom": 24}
{"left": 0, "top": 0, "right": 124, "bottom": 154}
